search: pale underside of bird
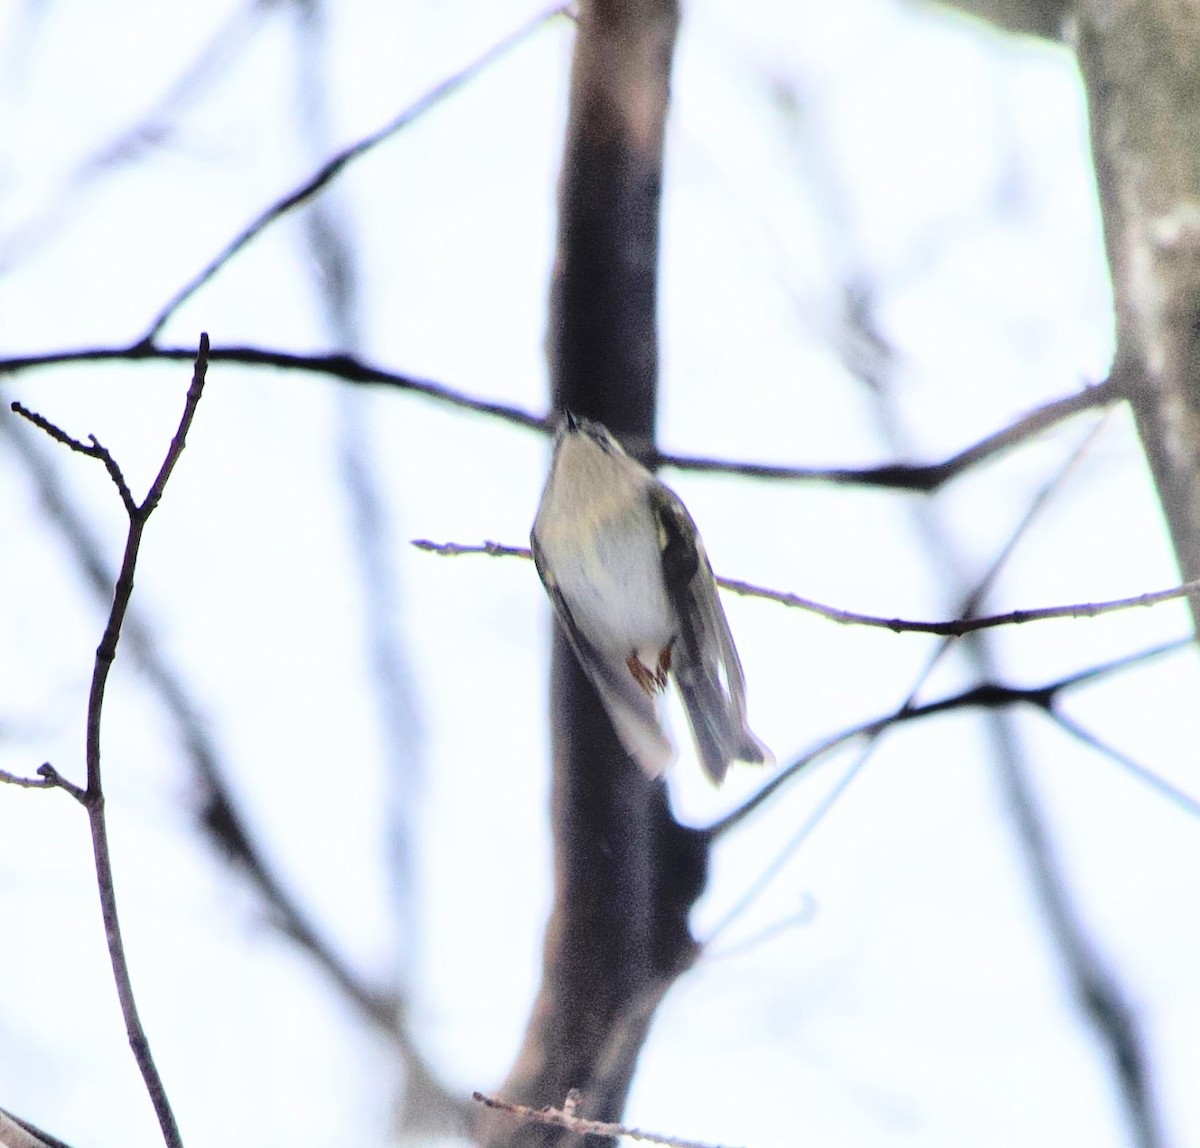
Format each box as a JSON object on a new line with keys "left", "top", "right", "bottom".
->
{"left": 531, "top": 414, "right": 772, "bottom": 784}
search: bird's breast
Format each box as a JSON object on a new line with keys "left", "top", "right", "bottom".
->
{"left": 540, "top": 499, "right": 675, "bottom": 660}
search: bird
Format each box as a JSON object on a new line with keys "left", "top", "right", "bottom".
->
{"left": 531, "top": 412, "right": 771, "bottom": 784}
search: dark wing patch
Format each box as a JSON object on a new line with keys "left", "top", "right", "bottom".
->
{"left": 647, "top": 486, "right": 731, "bottom": 780}
{"left": 647, "top": 484, "right": 707, "bottom": 669}
{"left": 646, "top": 483, "right": 770, "bottom": 782}
{"left": 649, "top": 485, "right": 702, "bottom": 593}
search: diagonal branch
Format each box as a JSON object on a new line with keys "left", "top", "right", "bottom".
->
{"left": 8, "top": 401, "right": 136, "bottom": 512}
{"left": 0, "top": 344, "right": 1111, "bottom": 491}
{"left": 706, "top": 636, "right": 1191, "bottom": 839}
{"left": 708, "top": 419, "right": 1122, "bottom": 892}
{"left": 138, "top": 3, "right": 571, "bottom": 342}
{"left": 1049, "top": 708, "right": 1200, "bottom": 821}
{"left": 0, "top": 344, "right": 547, "bottom": 431}
{"left": 661, "top": 378, "right": 1114, "bottom": 489}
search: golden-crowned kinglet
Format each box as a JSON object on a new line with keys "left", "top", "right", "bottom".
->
{"left": 531, "top": 413, "right": 772, "bottom": 784}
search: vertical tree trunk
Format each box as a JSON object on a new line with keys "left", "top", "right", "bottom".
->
{"left": 1076, "top": 0, "right": 1200, "bottom": 635}
{"left": 477, "top": 2, "right": 710, "bottom": 1145}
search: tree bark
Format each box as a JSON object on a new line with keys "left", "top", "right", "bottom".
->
{"left": 938, "top": 0, "right": 1200, "bottom": 635}
{"left": 477, "top": 2, "right": 710, "bottom": 1145}
{"left": 1075, "top": 0, "right": 1200, "bottom": 636}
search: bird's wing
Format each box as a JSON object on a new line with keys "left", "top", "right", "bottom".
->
{"left": 648, "top": 484, "right": 770, "bottom": 782}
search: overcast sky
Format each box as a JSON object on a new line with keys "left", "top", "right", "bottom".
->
{"left": 1, "top": 2, "right": 1198, "bottom": 1147}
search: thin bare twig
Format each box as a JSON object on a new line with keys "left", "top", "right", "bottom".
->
{"left": 704, "top": 686, "right": 1045, "bottom": 853}
{"left": 706, "top": 638, "right": 1193, "bottom": 836}
{"left": 36, "top": 763, "right": 88, "bottom": 804}
{"left": 0, "top": 345, "right": 1113, "bottom": 491}
{"left": 472, "top": 1091, "right": 745, "bottom": 1148}
{"left": 703, "top": 894, "right": 816, "bottom": 961}
{"left": 412, "top": 539, "right": 530, "bottom": 558}
{"left": 138, "top": 3, "right": 571, "bottom": 342}
{"left": 0, "top": 344, "right": 547, "bottom": 432}
{"left": 0, "top": 767, "right": 53, "bottom": 790}
{"left": 0, "top": 352, "right": 470, "bottom": 1132}
{"left": 9, "top": 402, "right": 136, "bottom": 512}
{"left": 1025, "top": 636, "right": 1191, "bottom": 692}
{"left": 704, "top": 748, "right": 870, "bottom": 943}
{"left": 410, "top": 538, "right": 1200, "bottom": 636}
{"left": 1049, "top": 709, "right": 1200, "bottom": 820}
{"left": 659, "top": 379, "right": 1114, "bottom": 488}
{"left": 6, "top": 335, "right": 210, "bottom": 1148}
{"left": 710, "top": 417, "right": 1116, "bottom": 854}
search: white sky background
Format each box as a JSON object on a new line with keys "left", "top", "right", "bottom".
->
{"left": 1, "top": 1, "right": 1199, "bottom": 1146}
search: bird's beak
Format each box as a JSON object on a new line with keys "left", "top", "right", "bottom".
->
{"left": 564, "top": 409, "right": 578, "bottom": 432}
